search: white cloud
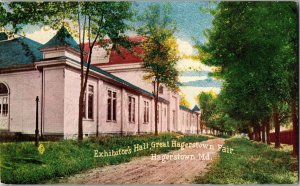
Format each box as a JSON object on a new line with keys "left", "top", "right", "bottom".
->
{"left": 177, "top": 38, "right": 194, "bottom": 56}
{"left": 25, "top": 26, "right": 57, "bottom": 44}
{"left": 175, "top": 38, "right": 214, "bottom": 72}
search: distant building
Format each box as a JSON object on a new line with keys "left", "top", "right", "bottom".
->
{"left": 0, "top": 27, "right": 200, "bottom": 138}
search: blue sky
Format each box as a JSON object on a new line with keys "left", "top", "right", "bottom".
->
{"left": 134, "top": 1, "right": 215, "bottom": 44}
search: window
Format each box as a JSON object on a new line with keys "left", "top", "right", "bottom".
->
{"left": 83, "top": 85, "right": 94, "bottom": 119}
{"left": 107, "top": 90, "right": 117, "bottom": 121}
{"left": 0, "top": 83, "right": 8, "bottom": 94}
{"left": 128, "top": 96, "right": 135, "bottom": 123}
{"left": 88, "top": 85, "right": 94, "bottom": 119}
{"left": 2, "top": 97, "right": 8, "bottom": 116}
{"left": 0, "top": 83, "right": 9, "bottom": 117}
{"left": 164, "top": 108, "right": 166, "bottom": 117}
{"left": 83, "top": 93, "right": 86, "bottom": 118}
{"left": 144, "top": 101, "right": 149, "bottom": 123}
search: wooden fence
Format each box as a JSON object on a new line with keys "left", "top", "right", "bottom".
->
{"left": 268, "top": 130, "right": 294, "bottom": 145}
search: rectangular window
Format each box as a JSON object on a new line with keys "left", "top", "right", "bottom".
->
{"left": 128, "top": 96, "right": 135, "bottom": 122}
{"left": 2, "top": 97, "right": 8, "bottom": 117}
{"left": 113, "top": 92, "right": 116, "bottom": 121}
{"left": 107, "top": 90, "right": 112, "bottom": 120}
{"left": 88, "top": 85, "right": 94, "bottom": 119}
{"left": 144, "top": 101, "right": 149, "bottom": 123}
{"left": 82, "top": 85, "right": 94, "bottom": 120}
{"left": 107, "top": 89, "right": 117, "bottom": 121}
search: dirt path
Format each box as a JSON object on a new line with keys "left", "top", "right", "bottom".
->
{"left": 59, "top": 138, "right": 225, "bottom": 184}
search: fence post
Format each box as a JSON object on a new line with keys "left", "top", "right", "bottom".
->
{"left": 35, "top": 96, "right": 39, "bottom": 147}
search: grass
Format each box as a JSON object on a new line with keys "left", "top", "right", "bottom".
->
{"left": 194, "top": 137, "right": 298, "bottom": 184}
{"left": 0, "top": 133, "right": 208, "bottom": 184}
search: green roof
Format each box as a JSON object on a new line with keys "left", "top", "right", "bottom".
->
{"left": 192, "top": 105, "right": 200, "bottom": 112}
{"left": 180, "top": 105, "right": 196, "bottom": 113}
{"left": 0, "top": 37, "right": 43, "bottom": 68}
{"left": 41, "top": 26, "right": 79, "bottom": 51}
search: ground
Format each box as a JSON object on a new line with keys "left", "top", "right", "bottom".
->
{"left": 57, "top": 138, "right": 224, "bottom": 184}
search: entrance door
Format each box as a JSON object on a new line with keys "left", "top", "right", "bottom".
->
{"left": 0, "top": 83, "right": 9, "bottom": 130}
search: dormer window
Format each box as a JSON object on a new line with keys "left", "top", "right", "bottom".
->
{"left": 91, "top": 46, "right": 110, "bottom": 64}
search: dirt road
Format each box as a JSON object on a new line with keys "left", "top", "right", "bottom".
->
{"left": 59, "top": 138, "right": 225, "bottom": 184}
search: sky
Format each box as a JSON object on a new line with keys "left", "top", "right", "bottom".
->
{"left": 24, "top": 1, "right": 221, "bottom": 108}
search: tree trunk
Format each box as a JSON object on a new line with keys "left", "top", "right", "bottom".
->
{"left": 248, "top": 127, "right": 253, "bottom": 140}
{"left": 273, "top": 106, "right": 280, "bottom": 148}
{"left": 266, "top": 118, "right": 271, "bottom": 145}
{"left": 153, "top": 81, "right": 159, "bottom": 136}
{"left": 258, "top": 126, "right": 261, "bottom": 141}
{"left": 262, "top": 121, "right": 266, "bottom": 143}
{"left": 78, "top": 90, "right": 84, "bottom": 141}
{"left": 253, "top": 127, "right": 257, "bottom": 141}
{"left": 154, "top": 98, "right": 158, "bottom": 135}
{"left": 291, "top": 98, "right": 298, "bottom": 156}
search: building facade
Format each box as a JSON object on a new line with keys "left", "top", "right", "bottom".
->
{"left": 0, "top": 27, "right": 200, "bottom": 139}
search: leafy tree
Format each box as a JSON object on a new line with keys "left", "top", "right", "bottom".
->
{"left": 2, "top": 2, "right": 134, "bottom": 141}
{"left": 179, "top": 94, "right": 190, "bottom": 108}
{"left": 197, "top": 91, "right": 217, "bottom": 131}
{"left": 137, "top": 3, "right": 180, "bottom": 135}
{"left": 197, "top": 2, "right": 297, "bottom": 149}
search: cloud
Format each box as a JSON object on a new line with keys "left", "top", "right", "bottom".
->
{"left": 176, "top": 38, "right": 213, "bottom": 72}
{"left": 25, "top": 26, "right": 57, "bottom": 44}
{"left": 177, "top": 38, "right": 194, "bottom": 56}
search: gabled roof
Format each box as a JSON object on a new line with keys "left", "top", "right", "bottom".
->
{"left": 192, "top": 105, "right": 200, "bottom": 112}
{"left": 83, "top": 36, "right": 143, "bottom": 65}
{"left": 0, "top": 37, "right": 43, "bottom": 68}
{"left": 41, "top": 26, "right": 79, "bottom": 51}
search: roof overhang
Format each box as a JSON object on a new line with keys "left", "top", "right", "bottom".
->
{"left": 34, "top": 56, "right": 169, "bottom": 104}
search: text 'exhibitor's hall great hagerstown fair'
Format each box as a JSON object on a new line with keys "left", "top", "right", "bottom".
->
{"left": 0, "top": 27, "right": 201, "bottom": 139}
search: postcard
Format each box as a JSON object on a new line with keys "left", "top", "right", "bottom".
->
{"left": 0, "top": 0, "right": 298, "bottom": 185}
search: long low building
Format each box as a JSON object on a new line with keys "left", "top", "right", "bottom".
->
{"left": 0, "top": 27, "right": 201, "bottom": 139}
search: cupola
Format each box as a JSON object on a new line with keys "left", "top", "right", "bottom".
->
{"left": 40, "top": 26, "right": 80, "bottom": 61}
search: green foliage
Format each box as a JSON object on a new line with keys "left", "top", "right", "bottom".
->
{"left": 194, "top": 138, "right": 298, "bottom": 184}
{"left": 197, "top": 91, "right": 241, "bottom": 134}
{"left": 0, "top": 133, "right": 208, "bottom": 184}
{"left": 196, "top": 2, "right": 298, "bottom": 131}
{"left": 197, "top": 91, "right": 217, "bottom": 123}
{"left": 137, "top": 3, "right": 180, "bottom": 93}
{"left": 179, "top": 94, "right": 190, "bottom": 108}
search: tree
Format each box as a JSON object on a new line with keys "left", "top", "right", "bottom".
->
{"left": 196, "top": 2, "right": 297, "bottom": 149}
{"left": 179, "top": 94, "right": 190, "bottom": 108}
{"left": 2, "top": 2, "right": 134, "bottom": 141}
{"left": 137, "top": 3, "right": 180, "bottom": 135}
{"left": 197, "top": 91, "right": 217, "bottom": 124}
